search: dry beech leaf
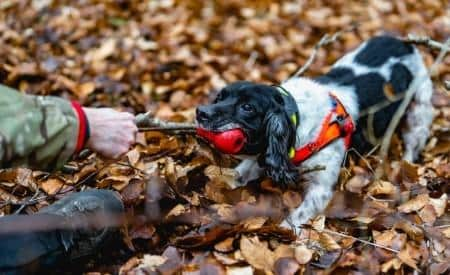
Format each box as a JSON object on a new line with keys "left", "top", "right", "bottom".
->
{"left": 336, "top": 251, "right": 359, "bottom": 267}
{"left": 0, "top": 168, "right": 37, "bottom": 191}
{"left": 85, "top": 38, "right": 117, "bottom": 62}
{"left": 394, "top": 220, "right": 424, "bottom": 242}
{"left": 373, "top": 230, "right": 396, "bottom": 249}
{"left": 318, "top": 232, "right": 341, "bottom": 251}
{"left": 99, "top": 175, "right": 130, "bottom": 190}
{"left": 136, "top": 38, "right": 158, "bottom": 51}
{"left": 442, "top": 228, "right": 450, "bottom": 239}
{"left": 398, "top": 193, "right": 429, "bottom": 213}
{"left": 213, "top": 252, "right": 240, "bottom": 265}
{"left": 126, "top": 148, "right": 141, "bottom": 167}
{"left": 73, "top": 162, "right": 97, "bottom": 183}
{"left": 391, "top": 233, "right": 408, "bottom": 252}
{"left": 226, "top": 266, "right": 253, "bottom": 275}
{"left": 182, "top": 192, "right": 201, "bottom": 206}
{"left": 166, "top": 204, "right": 187, "bottom": 218}
{"left": 242, "top": 217, "right": 267, "bottom": 230}
{"left": 351, "top": 216, "right": 374, "bottom": 224}
{"left": 240, "top": 235, "right": 275, "bottom": 271}
{"left": 205, "top": 181, "right": 229, "bottom": 204}
{"left": 273, "top": 244, "right": 295, "bottom": 260}
{"left": 398, "top": 243, "right": 420, "bottom": 270}
{"left": 346, "top": 173, "right": 371, "bottom": 194}
{"left": 367, "top": 180, "right": 397, "bottom": 196}
{"left": 400, "top": 161, "right": 419, "bottom": 183}
{"left": 294, "top": 245, "right": 313, "bottom": 264}
{"left": 418, "top": 204, "right": 437, "bottom": 224}
{"left": 212, "top": 204, "right": 235, "bottom": 222}
{"left": 204, "top": 165, "right": 238, "bottom": 188}
{"left": 135, "top": 255, "right": 167, "bottom": 272}
{"left": 214, "top": 237, "right": 235, "bottom": 253}
{"left": 0, "top": 187, "right": 19, "bottom": 204}
{"left": 15, "top": 168, "right": 37, "bottom": 191}
{"left": 119, "top": 257, "right": 141, "bottom": 275}
{"left": 428, "top": 193, "right": 447, "bottom": 217}
{"left": 312, "top": 215, "right": 326, "bottom": 231}
{"left": 381, "top": 258, "right": 403, "bottom": 273}
{"left": 39, "top": 178, "right": 65, "bottom": 195}
{"left": 234, "top": 250, "right": 245, "bottom": 262}
{"left": 75, "top": 82, "right": 96, "bottom": 98}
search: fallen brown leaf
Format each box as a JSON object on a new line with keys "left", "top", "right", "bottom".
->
{"left": 294, "top": 245, "right": 313, "bottom": 264}
{"left": 240, "top": 235, "right": 275, "bottom": 271}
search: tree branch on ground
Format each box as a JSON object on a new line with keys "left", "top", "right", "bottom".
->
{"left": 319, "top": 228, "right": 400, "bottom": 253}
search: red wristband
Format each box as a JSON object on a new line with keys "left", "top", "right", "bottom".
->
{"left": 71, "top": 101, "right": 90, "bottom": 153}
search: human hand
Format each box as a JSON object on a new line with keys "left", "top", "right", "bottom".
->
{"left": 83, "top": 107, "right": 137, "bottom": 159}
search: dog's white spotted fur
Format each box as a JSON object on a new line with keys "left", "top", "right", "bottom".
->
{"left": 236, "top": 37, "right": 434, "bottom": 231}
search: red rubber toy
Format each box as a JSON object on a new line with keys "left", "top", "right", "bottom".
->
{"left": 196, "top": 128, "right": 246, "bottom": 154}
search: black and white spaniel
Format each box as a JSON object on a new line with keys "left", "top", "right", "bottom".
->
{"left": 196, "top": 36, "right": 434, "bottom": 231}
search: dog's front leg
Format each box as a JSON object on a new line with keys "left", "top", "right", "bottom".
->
{"left": 235, "top": 159, "right": 264, "bottom": 186}
{"left": 280, "top": 177, "right": 335, "bottom": 230}
{"left": 280, "top": 142, "right": 345, "bottom": 232}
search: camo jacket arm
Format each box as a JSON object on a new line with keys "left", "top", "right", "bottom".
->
{"left": 0, "top": 85, "right": 88, "bottom": 171}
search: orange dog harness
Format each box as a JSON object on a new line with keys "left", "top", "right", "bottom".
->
{"left": 289, "top": 93, "right": 355, "bottom": 165}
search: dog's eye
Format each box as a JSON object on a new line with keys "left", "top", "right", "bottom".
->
{"left": 241, "top": 103, "right": 255, "bottom": 113}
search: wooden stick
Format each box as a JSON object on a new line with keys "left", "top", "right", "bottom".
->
{"left": 320, "top": 228, "right": 400, "bottom": 253}
{"left": 138, "top": 127, "right": 196, "bottom": 134}
{"left": 136, "top": 113, "right": 196, "bottom": 133}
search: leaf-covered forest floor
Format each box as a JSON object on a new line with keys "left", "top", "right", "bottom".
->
{"left": 0, "top": 1, "right": 449, "bottom": 274}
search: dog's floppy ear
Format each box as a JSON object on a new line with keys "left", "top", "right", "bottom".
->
{"left": 260, "top": 106, "right": 299, "bottom": 186}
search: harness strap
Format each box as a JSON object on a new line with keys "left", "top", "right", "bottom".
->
{"left": 290, "top": 93, "right": 354, "bottom": 165}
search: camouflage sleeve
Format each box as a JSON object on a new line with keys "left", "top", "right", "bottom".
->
{"left": 0, "top": 85, "right": 86, "bottom": 171}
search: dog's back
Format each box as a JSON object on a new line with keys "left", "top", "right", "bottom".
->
{"left": 315, "top": 35, "right": 433, "bottom": 158}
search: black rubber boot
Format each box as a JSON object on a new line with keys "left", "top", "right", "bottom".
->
{"left": 0, "top": 189, "right": 124, "bottom": 274}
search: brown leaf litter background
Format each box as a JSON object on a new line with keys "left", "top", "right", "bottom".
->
{"left": 0, "top": 0, "right": 449, "bottom": 274}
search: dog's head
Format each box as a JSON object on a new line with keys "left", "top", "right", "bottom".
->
{"left": 196, "top": 81, "right": 299, "bottom": 185}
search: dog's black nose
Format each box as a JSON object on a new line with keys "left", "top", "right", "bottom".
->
{"left": 196, "top": 106, "right": 213, "bottom": 123}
